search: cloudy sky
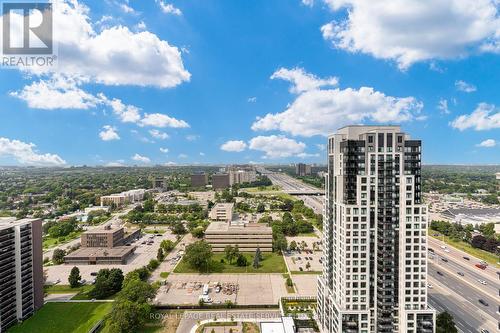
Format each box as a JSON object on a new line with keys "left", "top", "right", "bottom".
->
{"left": 0, "top": 0, "right": 499, "bottom": 166}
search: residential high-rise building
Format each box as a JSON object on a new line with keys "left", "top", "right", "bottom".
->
{"left": 212, "top": 173, "right": 230, "bottom": 189}
{"left": 296, "top": 163, "right": 312, "bottom": 176}
{"left": 0, "top": 218, "right": 44, "bottom": 332}
{"left": 317, "top": 126, "right": 435, "bottom": 333}
{"left": 191, "top": 173, "right": 208, "bottom": 188}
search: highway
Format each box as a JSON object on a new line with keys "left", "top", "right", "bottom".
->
{"left": 265, "top": 170, "right": 500, "bottom": 332}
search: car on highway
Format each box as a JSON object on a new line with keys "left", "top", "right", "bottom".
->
{"left": 477, "top": 279, "right": 487, "bottom": 285}
{"left": 441, "top": 258, "right": 448, "bottom": 262}
{"left": 480, "top": 329, "right": 490, "bottom": 333}
{"left": 444, "top": 248, "right": 450, "bottom": 253}
{"left": 440, "top": 245, "right": 446, "bottom": 249}
{"left": 457, "top": 272, "right": 464, "bottom": 276}
{"left": 437, "top": 271, "right": 444, "bottom": 276}
{"left": 478, "top": 299, "right": 488, "bottom": 306}
{"left": 463, "top": 256, "right": 470, "bottom": 260}
{"left": 428, "top": 248, "right": 434, "bottom": 253}
{"left": 427, "top": 284, "right": 432, "bottom": 289}
{"left": 475, "top": 263, "right": 487, "bottom": 270}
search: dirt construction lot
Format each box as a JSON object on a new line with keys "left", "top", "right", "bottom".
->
{"left": 155, "top": 273, "right": 318, "bottom": 306}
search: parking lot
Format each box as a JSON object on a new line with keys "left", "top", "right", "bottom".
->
{"left": 45, "top": 229, "right": 180, "bottom": 284}
{"left": 284, "top": 236, "right": 322, "bottom": 272}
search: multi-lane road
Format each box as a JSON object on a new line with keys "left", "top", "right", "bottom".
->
{"left": 265, "top": 171, "right": 499, "bottom": 332}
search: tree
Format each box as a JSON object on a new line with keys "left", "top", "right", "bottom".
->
{"left": 108, "top": 268, "right": 124, "bottom": 293}
{"left": 52, "top": 248, "right": 66, "bottom": 265}
{"left": 171, "top": 222, "right": 187, "bottom": 235}
{"left": 90, "top": 268, "right": 123, "bottom": 299}
{"left": 436, "top": 311, "right": 457, "bottom": 333}
{"left": 107, "top": 277, "right": 156, "bottom": 333}
{"left": 471, "top": 235, "right": 486, "bottom": 249}
{"left": 157, "top": 248, "right": 165, "bottom": 262}
{"left": 224, "top": 245, "right": 235, "bottom": 264}
{"left": 68, "top": 266, "right": 81, "bottom": 288}
{"left": 148, "top": 259, "right": 160, "bottom": 270}
{"left": 289, "top": 240, "right": 297, "bottom": 251}
{"left": 184, "top": 241, "right": 213, "bottom": 272}
{"left": 256, "top": 203, "right": 265, "bottom": 213}
{"left": 160, "top": 239, "right": 175, "bottom": 252}
{"left": 191, "top": 227, "right": 205, "bottom": 238}
{"left": 306, "top": 262, "right": 311, "bottom": 271}
{"left": 253, "top": 248, "right": 261, "bottom": 269}
{"left": 236, "top": 253, "right": 248, "bottom": 267}
{"left": 143, "top": 199, "right": 155, "bottom": 213}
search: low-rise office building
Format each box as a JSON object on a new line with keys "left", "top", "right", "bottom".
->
{"left": 64, "top": 246, "right": 135, "bottom": 265}
{"left": 0, "top": 218, "right": 44, "bottom": 332}
{"left": 100, "top": 189, "right": 145, "bottom": 207}
{"left": 204, "top": 222, "right": 273, "bottom": 252}
{"left": 209, "top": 203, "right": 234, "bottom": 222}
{"left": 81, "top": 226, "right": 125, "bottom": 248}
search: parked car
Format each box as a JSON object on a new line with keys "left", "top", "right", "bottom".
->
{"left": 437, "top": 271, "right": 444, "bottom": 276}
{"left": 90, "top": 272, "right": 97, "bottom": 276}
{"left": 477, "top": 279, "right": 487, "bottom": 285}
{"left": 441, "top": 258, "right": 448, "bottom": 262}
{"left": 478, "top": 299, "right": 488, "bottom": 306}
{"left": 457, "top": 272, "right": 464, "bottom": 276}
{"left": 463, "top": 256, "right": 470, "bottom": 260}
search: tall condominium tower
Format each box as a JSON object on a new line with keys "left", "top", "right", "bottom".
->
{"left": 0, "top": 218, "right": 44, "bottom": 332}
{"left": 317, "top": 126, "right": 435, "bottom": 333}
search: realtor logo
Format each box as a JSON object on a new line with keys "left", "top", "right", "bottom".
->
{"left": 3, "top": 2, "right": 52, "bottom": 54}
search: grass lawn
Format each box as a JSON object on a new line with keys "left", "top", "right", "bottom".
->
{"left": 243, "top": 185, "right": 282, "bottom": 192}
{"left": 243, "top": 322, "right": 260, "bottom": 333}
{"left": 44, "top": 284, "right": 93, "bottom": 295}
{"left": 8, "top": 302, "right": 112, "bottom": 333}
{"left": 43, "top": 231, "right": 83, "bottom": 249}
{"left": 160, "top": 272, "right": 170, "bottom": 278}
{"left": 429, "top": 231, "right": 500, "bottom": 267}
{"left": 144, "top": 229, "right": 166, "bottom": 235}
{"left": 174, "top": 252, "right": 287, "bottom": 274}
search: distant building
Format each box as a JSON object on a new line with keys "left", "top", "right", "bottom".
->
{"left": 441, "top": 208, "right": 500, "bottom": 225}
{"left": 100, "top": 189, "right": 145, "bottom": 207}
{"left": 152, "top": 177, "right": 168, "bottom": 190}
{"left": 188, "top": 191, "right": 216, "bottom": 203}
{"left": 191, "top": 173, "right": 208, "bottom": 187}
{"left": 295, "top": 163, "right": 311, "bottom": 176}
{"left": 204, "top": 222, "right": 273, "bottom": 252}
{"left": 228, "top": 167, "right": 257, "bottom": 186}
{"left": 0, "top": 218, "right": 44, "bottom": 332}
{"left": 212, "top": 173, "right": 230, "bottom": 189}
{"left": 81, "top": 226, "right": 125, "bottom": 248}
{"left": 496, "top": 172, "right": 500, "bottom": 181}
{"left": 209, "top": 203, "right": 234, "bottom": 222}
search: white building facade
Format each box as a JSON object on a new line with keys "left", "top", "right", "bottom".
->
{"left": 317, "top": 126, "right": 435, "bottom": 333}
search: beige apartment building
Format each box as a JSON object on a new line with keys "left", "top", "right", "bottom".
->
{"left": 100, "top": 189, "right": 145, "bottom": 207}
{"left": 204, "top": 222, "right": 273, "bottom": 252}
{"left": 209, "top": 203, "right": 234, "bottom": 221}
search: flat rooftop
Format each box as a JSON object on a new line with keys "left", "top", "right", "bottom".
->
{"left": 0, "top": 217, "right": 40, "bottom": 230}
{"left": 84, "top": 226, "right": 123, "bottom": 234}
{"left": 205, "top": 222, "right": 272, "bottom": 234}
{"left": 64, "top": 246, "right": 134, "bottom": 258}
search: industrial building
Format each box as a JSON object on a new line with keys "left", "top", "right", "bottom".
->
{"left": 441, "top": 208, "right": 500, "bottom": 225}
{"left": 317, "top": 126, "right": 435, "bottom": 333}
{"left": 100, "top": 189, "right": 145, "bottom": 207}
{"left": 204, "top": 222, "right": 273, "bottom": 252}
{"left": 0, "top": 218, "right": 44, "bottom": 332}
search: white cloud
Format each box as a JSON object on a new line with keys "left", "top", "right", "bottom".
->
{"left": 99, "top": 125, "right": 120, "bottom": 141}
{"left": 253, "top": 68, "right": 422, "bottom": 137}
{"left": 185, "top": 134, "right": 199, "bottom": 141}
{"left": 199, "top": 152, "right": 205, "bottom": 156}
{"left": 119, "top": 3, "right": 135, "bottom": 13}
{"left": 140, "top": 113, "right": 189, "bottom": 128}
{"left": 11, "top": 0, "right": 190, "bottom": 88}
{"left": 248, "top": 97, "right": 257, "bottom": 103}
{"left": 316, "top": 144, "right": 326, "bottom": 151}
{"left": 451, "top": 103, "right": 500, "bottom": 131}
{"left": 149, "top": 129, "right": 169, "bottom": 140}
{"left": 160, "top": 148, "right": 169, "bottom": 153}
{"left": 437, "top": 99, "right": 450, "bottom": 114}
{"left": 302, "top": 0, "right": 314, "bottom": 7}
{"left": 476, "top": 139, "right": 497, "bottom": 147}
{"left": 10, "top": 76, "right": 99, "bottom": 110}
{"left": 0, "top": 137, "right": 66, "bottom": 166}
{"left": 103, "top": 96, "right": 142, "bottom": 123}
{"left": 132, "top": 153, "right": 151, "bottom": 163}
{"left": 105, "top": 161, "right": 125, "bottom": 167}
{"left": 321, "top": 0, "right": 500, "bottom": 69}
{"left": 165, "top": 161, "right": 177, "bottom": 166}
{"left": 158, "top": 1, "right": 182, "bottom": 15}
{"left": 455, "top": 80, "right": 477, "bottom": 93}
{"left": 220, "top": 140, "right": 247, "bottom": 152}
{"left": 136, "top": 21, "right": 147, "bottom": 30}
{"left": 178, "top": 153, "right": 188, "bottom": 159}
{"left": 248, "top": 135, "right": 306, "bottom": 159}
{"left": 271, "top": 67, "right": 338, "bottom": 94}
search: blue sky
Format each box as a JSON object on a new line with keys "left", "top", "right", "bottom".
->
{"left": 0, "top": 0, "right": 499, "bottom": 166}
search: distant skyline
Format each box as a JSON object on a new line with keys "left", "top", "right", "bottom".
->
{"left": 0, "top": 0, "right": 499, "bottom": 166}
